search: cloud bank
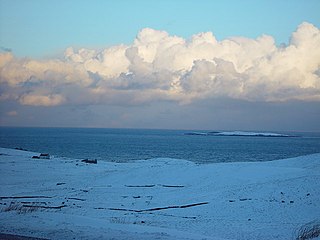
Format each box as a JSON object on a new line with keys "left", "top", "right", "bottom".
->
{"left": 1, "top": 22, "right": 320, "bottom": 107}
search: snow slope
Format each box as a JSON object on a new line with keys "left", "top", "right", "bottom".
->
{"left": 0, "top": 147, "right": 319, "bottom": 240}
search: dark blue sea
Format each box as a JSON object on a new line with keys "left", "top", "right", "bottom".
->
{"left": 0, "top": 127, "right": 319, "bottom": 164}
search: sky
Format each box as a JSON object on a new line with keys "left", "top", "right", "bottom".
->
{"left": 0, "top": 0, "right": 320, "bottom": 131}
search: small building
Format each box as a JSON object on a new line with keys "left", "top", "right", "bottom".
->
{"left": 81, "top": 159, "right": 97, "bottom": 164}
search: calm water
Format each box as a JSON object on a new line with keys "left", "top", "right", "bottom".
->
{"left": 0, "top": 127, "right": 320, "bottom": 164}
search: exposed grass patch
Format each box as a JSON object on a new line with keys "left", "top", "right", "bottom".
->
{"left": 2, "top": 202, "right": 66, "bottom": 213}
{"left": 2, "top": 202, "right": 40, "bottom": 214}
{"left": 109, "top": 217, "right": 129, "bottom": 224}
{"left": 296, "top": 220, "right": 320, "bottom": 240}
{"left": 109, "top": 217, "right": 146, "bottom": 225}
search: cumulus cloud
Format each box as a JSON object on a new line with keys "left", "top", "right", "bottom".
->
{"left": 0, "top": 22, "right": 319, "bottom": 106}
{"left": 19, "top": 94, "right": 65, "bottom": 106}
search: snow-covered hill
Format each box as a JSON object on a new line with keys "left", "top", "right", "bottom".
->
{"left": 0, "top": 148, "right": 319, "bottom": 239}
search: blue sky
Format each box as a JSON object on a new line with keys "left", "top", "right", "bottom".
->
{"left": 0, "top": 0, "right": 320, "bottom": 131}
{"left": 1, "top": 0, "right": 319, "bottom": 58}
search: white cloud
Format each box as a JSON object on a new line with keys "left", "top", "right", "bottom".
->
{"left": 0, "top": 22, "right": 319, "bottom": 106}
{"left": 19, "top": 94, "right": 65, "bottom": 106}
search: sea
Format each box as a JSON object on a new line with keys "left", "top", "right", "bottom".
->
{"left": 0, "top": 127, "right": 320, "bottom": 164}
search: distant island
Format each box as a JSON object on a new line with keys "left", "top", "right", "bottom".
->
{"left": 184, "top": 131, "right": 293, "bottom": 137}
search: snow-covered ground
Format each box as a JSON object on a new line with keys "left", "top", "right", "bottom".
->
{"left": 0, "top": 147, "right": 319, "bottom": 240}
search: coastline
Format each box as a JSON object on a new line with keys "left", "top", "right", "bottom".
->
{"left": 0, "top": 147, "right": 319, "bottom": 239}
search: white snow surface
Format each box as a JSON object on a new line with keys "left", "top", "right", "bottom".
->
{"left": 0, "top": 147, "right": 319, "bottom": 240}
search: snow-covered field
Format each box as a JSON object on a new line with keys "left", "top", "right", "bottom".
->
{"left": 0, "top": 147, "right": 319, "bottom": 240}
